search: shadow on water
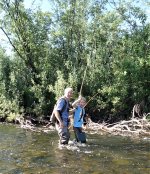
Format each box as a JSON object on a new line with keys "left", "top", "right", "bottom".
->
{"left": 0, "top": 124, "right": 150, "bottom": 174}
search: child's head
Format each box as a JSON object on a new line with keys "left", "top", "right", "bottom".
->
{"left": 79, "top": 97, "right": 86, "bottom": 108}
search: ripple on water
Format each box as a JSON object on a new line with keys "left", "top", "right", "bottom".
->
{"left": 0, "top": 124, "right": 150, "bottom": 174}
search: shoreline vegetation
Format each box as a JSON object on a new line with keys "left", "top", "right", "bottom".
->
{"left": 2, "top": 113, "right": 149, "bottom": 138}
{"left": 0, "top": 0, "right": 150, "bottom": 137}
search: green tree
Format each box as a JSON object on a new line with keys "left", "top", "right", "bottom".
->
{"left": 0, "top": 0, "right": 149, "bottom": 123}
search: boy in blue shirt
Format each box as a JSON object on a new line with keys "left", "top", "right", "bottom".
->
{"left": 72, "top": 96, "right": 87, "bottom": 143}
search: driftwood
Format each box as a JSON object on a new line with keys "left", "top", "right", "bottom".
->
{"left": 87, "top": 113, "right": 150, "bottom": 137}
{"left": 15, "top": 116, "right": 55, "bottom": 132}
{"left": 15, "top": 113, "right": 150, "bottom": 137}
{"left": 15, "top": 116, "right": 37, "bottom": 131}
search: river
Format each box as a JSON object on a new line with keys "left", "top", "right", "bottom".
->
{"left": 0, "top": 123, "right": 150, "bottom": 174}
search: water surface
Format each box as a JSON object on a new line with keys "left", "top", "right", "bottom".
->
{"left": 0, "top": 124, "right": 149, "bottom": 174}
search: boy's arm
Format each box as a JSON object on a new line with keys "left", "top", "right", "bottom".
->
{"left": 69, "top": 108, "right": 76, "bottom": 114}
{"left": 70, "top": 98, "right": 79, "bottom": 115}
{"left": 72, "top": 96, "right": 82, "bottom": 108}
{"left": 82, "top": 115, "right": 88, "bottom": 130}
{"left": 83, "top": 112, "right": 88, "bottom": 125}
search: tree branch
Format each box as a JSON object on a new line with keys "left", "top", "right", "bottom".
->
{"left": 0, "top": 27, "right": 24, "bottom": 59}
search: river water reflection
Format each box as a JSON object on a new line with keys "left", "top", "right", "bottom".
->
{"left": 0, "top": 124, "right": 150, "bottom": 174}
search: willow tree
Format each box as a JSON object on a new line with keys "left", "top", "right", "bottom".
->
{"left": 49, "top": 0, "right": 92, "bottom": 97}
{"left": 94, "top": 0, "right": 150, "bottom": 121}
{"left": 76, "top": 0, "right": 150, "bottom": 121}
{"left": 0, "top": 0, "right": 149, "bottom": 122}
{"left": 0, "top": 0, "right": 54, "bottom": 117}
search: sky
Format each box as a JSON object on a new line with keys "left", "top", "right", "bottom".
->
{"left": 23, "top": 0, "right": 52, "bottom": 12}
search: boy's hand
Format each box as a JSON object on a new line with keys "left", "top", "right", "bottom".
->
{"left": 82, "top": 125, "right": 86, "bottom": 130}
{"left": 77, "top": 95, "right": 82, "bottom": 102}
{"left": 78, "top": 95, "right": 82, "bottom": 99}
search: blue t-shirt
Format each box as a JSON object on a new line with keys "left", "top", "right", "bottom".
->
{"left": 73, "top": 106, "right": 85, "bottom": 127}
{"left": 55, "top": 98, "right": 69, "bottom": 126}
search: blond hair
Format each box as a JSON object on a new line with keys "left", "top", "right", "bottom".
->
{"left": 80, "top": 96, "right": 86, "bottom": 102}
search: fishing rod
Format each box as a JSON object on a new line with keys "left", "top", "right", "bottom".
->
{"left": 79, "top": 52, "right": 92, "bottom": 96}
{"left": 79, "top": 64, "right": 88, "bottom": 96}
{"left": 84, "top": 91, "right": 100, "bottom": 108}
{"left": 78, "top": 54, "right": 99, "bottom": 107}
{"left": 78, "top": 52, "right": 100, "bottom": 108}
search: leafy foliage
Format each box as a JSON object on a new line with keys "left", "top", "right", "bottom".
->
{"left": 0, "top": 0, "right": 149, "bottom": 123}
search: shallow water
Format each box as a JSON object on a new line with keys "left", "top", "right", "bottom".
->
{"left": 0, "top": 124, "right": 150, "bottom": 174}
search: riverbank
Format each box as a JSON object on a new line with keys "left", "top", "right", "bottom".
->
{"left": 3, "top": 113, "right": 149, "bottom": 138}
